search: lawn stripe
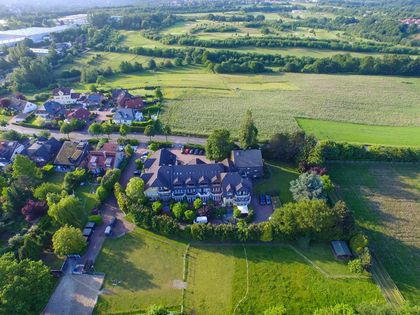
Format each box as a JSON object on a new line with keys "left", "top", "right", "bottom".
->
{"left": 233, "top": 245, "right": 249, "bottom": 315}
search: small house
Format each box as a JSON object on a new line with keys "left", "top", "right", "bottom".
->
{"left": 113, "top": 108, "right": 143, "bottom": 125}
{"left": 22, "top": 137, "right": 63, "bottom": 166}
{"left": 231, "top": 149, "right": 264, "bottom": 178}
{"left": 9, "top": 97, "right": 37, "bottom": 114}
{"left": 84, "top": 142, "right": 124, "bottom": 175}
{"left": 66, "top": 108, "right": 90, "bottom": 123}
{"left": 52, "top": 87, "right": 74, "bottom": 105}
{"left": 54, "top": 141, "right": 89, "bottom": 172}
{"left": 0, "top": 141, "right": 25, "bottom": 168}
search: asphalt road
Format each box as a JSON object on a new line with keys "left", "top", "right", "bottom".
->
{"left": 2, "top": 124, "right": 207, "bottom": 145}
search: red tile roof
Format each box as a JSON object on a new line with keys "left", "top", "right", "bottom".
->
{"left": 67, "top": 108, "right": 90, "bottom": 121}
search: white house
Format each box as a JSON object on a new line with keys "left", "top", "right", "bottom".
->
{"left": 9, "top": 97, "right": 37, "bottom": 114}
{"left": 113, "top": 109, "right": 144, "bottom": 125}
{"left": 52, "top": 87, "right": 75, "bottom": 105}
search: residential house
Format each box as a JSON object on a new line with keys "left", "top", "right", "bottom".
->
{"left": 141, "top": 149, "right": 253, "bottom": 208}
{"left": 0, "top": 141, "right": 25, "bottom": 168}
{"left": 36, "top": 101, "right": 67, "bottom": 121}
{"left": 113, "top": 89, "right": 144, "bottom": 110}
{"left": 231, "top": 149, "right": 264, "bottom": 178}
{"left": 54, "top": 141, "right": 89, "bottom": 172}
{"left": 9, "top": 97, "right": 37, "bottom": 114}
{"left": 84, "top": 143, "right": 124, "bottom": 175}
{"left": 66, "top": 108, "right": 90, "bottom": 123}
{"left": 52, "top": 87, "right": 75, "bottom": 105}
{"left": 112, "top": 108, "right": 143, "bottom": 125}
{"left": 22, "top": 137, "right": 63, "bottom": 166}
{"left": 81, "top": 93, "right": 105, "bottom": 108}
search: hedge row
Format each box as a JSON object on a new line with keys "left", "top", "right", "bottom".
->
{"left": 309, "top": 140, "right": 420, "bottom": 163}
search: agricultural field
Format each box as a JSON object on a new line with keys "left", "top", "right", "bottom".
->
{"left": 73, "top": 65, "right": 420, "bottom": 139}
{"left": 329, "top": 164, "right": 420, "bottom": 304}
{"left": 94, "top": 229, "right": 384, "bottom": 314}
{"left": 297, "top": 118, "right": 420, "bottom": 147}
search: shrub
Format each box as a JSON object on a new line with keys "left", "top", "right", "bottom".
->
{"left": 233, "top": 206, "right": 242, "bottom": 218}
{"left": 349, "top": 233, "right": 369, "bottom": 255}
{"left": 193, "top": 198, "right": 203, "bottom": 210}
{"left": 152, "top": 201, "right": 163, "bottom": 214}
{"left": 348, "top": 258, "right": 364, "bottom": 274}
{"left": 96, "top": 185, "right": 109, "bottom": 203}
{"left": 184, "top": 210, "right": 196, "bottom": 223}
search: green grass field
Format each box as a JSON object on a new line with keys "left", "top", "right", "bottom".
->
{"left": 95, "top": 229, "right": 384, "bottom": 314}
{"left": 185, "top": 244, "right": 384, "bottom": 315}
{"left": 254, "top": 162, "right": 299, "bottom": 204}
{"left": 297, "top": 118, "right": 420, "bottom": 147}
{"left": 329, "top": 164, "right": 420, "bottom": 304}
{"left": 94, "top": 229, "right": 186, "bottom": 314}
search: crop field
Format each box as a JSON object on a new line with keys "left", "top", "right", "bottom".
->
{"left": 297, "top": 118, "right": 420, "bottom": 147}
{"left": 76, "top": 66, "right": 420, "bottom": 139}
{"left": 329, "top": 164, "right": 420, "bottom": 304}
{"left": 94, "top": 229, "right": 384, "bottom": 314}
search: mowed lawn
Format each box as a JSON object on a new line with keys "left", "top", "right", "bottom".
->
{"left": 297, "top": 118, "right": 420, "bottom": 147}
{"left": 94, "top": 229, "right": 186, "bottom": 314}
{"left": 254, "top": 162, "right": 299, "bottom": 204}
{"left": 329, "top": 164, "right": 420, "bottom": 304}
{"left": 185, "top": 244, "right": 384, "bottom": 315}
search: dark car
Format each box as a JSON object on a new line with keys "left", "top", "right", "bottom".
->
{"left": 181, "top": 146, "right": 185, "bottom": 154}
{"left": 193, "top": 148, "right": 200, "bottom": 155}
{"left": 199, "top": 149, "right": 205, "bottom": 155}
{"left": 134, "top": 170, "right": 141, "bottom": 176}
{"left": 265, "top": 195, "right": 272, "bottom": 205}
{"left": 259, "top": 194, "right": 266, "bottom": 205}
{"left": 109, "top": 216, "right": 117, "bottom": 227}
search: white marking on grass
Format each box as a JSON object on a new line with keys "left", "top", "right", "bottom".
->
{"left": 233, "top": 244, "right": 249, "bottom": 315}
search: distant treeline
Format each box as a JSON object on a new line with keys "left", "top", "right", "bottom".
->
{"left": 152, "top": 33, "right": 419, "bottom": 55}
{"left": 109, "top": 44, "right": 420, "bottom": 76}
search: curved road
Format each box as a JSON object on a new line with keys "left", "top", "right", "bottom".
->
{"left": 2, "top": 124, "right": 207, "bottom": 145}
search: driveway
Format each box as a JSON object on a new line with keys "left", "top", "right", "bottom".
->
{"left": 43, "top": 258, "right": 104, "bottom": 315}
{"left": 252, "top": 196, "right": 274, "bottom": 223}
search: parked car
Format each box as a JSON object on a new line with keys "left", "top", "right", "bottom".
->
{"left": 265, "top": 195, "right": 272, "bottom": 205}
{"left": 193, "top": 148, "right": 199, "bottom": 155}
{"left": 109, "top": 216, "right": 117, "bottom": 227}
{"left": 184, "top": 148, "right": 190, "bottom": 154}
{"left": 134, "top": 170, "right": 141, "bottom": 176}
{"left": 104, "top": 226, "right": 112, "bottom": 236}
{"left": 259, "top": 194, "right": 266, "bottom": 205}
{"left": 199, "top": 149, "right": 205, "bottom": 155}
{"left": 85, "top": 221, "right": 96, "bottom": 230}
{"left": 83, "top": 228, "right": 93, "bottom": 241}
{"left": 181, "top": 146, "right": 185, "bottom": 154}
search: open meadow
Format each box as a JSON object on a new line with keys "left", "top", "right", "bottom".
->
{"left": 94, "top": 229, "right": 384, "bottom": 315}
{"left": 72, "top": 64, "right": 420, "bottom": 139}
{"left": 297, "top": 118, "right": 420, "bottom": 147}
{"left": 329, "top": 163, "right": 420, "bottom": 304}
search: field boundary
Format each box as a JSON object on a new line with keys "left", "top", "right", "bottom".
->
{"left": 180, "top": 244, "right": 191, "bottom": 314}
{"left": 233, "top": 244, "right": 249, "bottom": 315}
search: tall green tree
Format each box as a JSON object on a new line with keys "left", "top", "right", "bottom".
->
{"left": 88, "top": 123, "right": 103, "bottom": 137}
{"left": 48, "top": 195, "right": 87, "bottom": 228}
{"left": 0, "top": 253, "right": 54, "bottom": 315}
{"left": 12, "top": 155, "right": 42, "bottom": 180}
{"left": 126, "top": 177, "right": 145, "bottom": 205}
{"left": 144, "top": 124, "right": 155, "bottom": 141}
{"left": 119, "top": 124, "right": 130, "bottom": 137}
{"left": 290, "top": 172, "right": 325, "bottom": 201}
{"left": 52, "top": 225, "right": 86, "bottom": 256}
{"left": 239, "top": 109, "right": 258, "bottom": 149}
{"left": 60, "top": 122, "right": 73, "bottom": 139}
{"left": 205, "top": 129, "right": 234, "bottom": 161}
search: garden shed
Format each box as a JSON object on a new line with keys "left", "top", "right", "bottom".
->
{"left": 331, "top": 240, "right": 352, "bottom": 260}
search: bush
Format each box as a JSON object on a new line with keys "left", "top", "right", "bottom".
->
{"left": 52, "top": 225, "right": 86, "bottom": 256}
{"left": 348, "top": 258, "right": 364, "bottom": 274}
{"left": 88, "top": 215, "right": 103, "bottom": 225}
{"left": 184, "top": 210, "right": 196, "bottom": 223}
{"left": 349, "top": 233, "right": 369, "bottom": 255}
{"left": 152, "top": 201, "right": 163, "bottom": 214}
{"left": 96, "top": 185, "right": 109, "bottom": 203}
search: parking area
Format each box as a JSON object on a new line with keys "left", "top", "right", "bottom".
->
{"left": 252, "top": 195, "right": 274, "bottom": 223}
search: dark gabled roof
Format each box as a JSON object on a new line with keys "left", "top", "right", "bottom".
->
{"left": 43, "top": 101, "right": 66, "bottom": 116}
{"left": 23, "top": 137, "right": 63, "bottom": 163}
{"left": 187, "top": 158, "right": 206, "bottom": 165}
{"left": 0, "top": 141, "right": 19, "bottom": 162}
{"left": 232, "top": 149, "right": 263, "bottom": 168}
{"left": 113, "top": 108, "right": 135, "bottom": 121}
{"left": 331, "top": 241, "right": 352, "bottom": 258}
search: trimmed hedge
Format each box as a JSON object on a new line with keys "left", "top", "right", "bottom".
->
{"left": 309, "top": 140, "right": 420, "bottom": 163}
